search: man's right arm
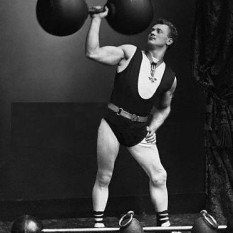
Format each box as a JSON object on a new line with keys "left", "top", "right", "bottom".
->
{"left": 85, "top": 7, "right": 126, "bottom": 66}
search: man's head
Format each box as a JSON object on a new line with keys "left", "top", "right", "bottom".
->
{"left": 147, "top": 18, "right": 178, "bottom": 50}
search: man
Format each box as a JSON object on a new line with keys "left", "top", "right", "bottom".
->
{"left": 85, "top": 6, "right": 178, "bottom": 229}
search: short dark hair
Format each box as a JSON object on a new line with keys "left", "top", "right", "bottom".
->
{"left": 154, "top": 18, "right": 178, "bottom": 46}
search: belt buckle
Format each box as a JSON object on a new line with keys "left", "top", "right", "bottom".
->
{"left": 131, "top": 114, "right": 139, "bottom": 122}
{"left": 117, "top": 108, "right": 123, "bottom": 115}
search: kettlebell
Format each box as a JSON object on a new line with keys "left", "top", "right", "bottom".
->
{"left": 191, "top": 210, "right": 219, "bottom": 233}
{"left": 119, "top": 211, "right": 144, "bottom": 233}
{"left": 11, "top": 215, "right": 43, "bottom": 233}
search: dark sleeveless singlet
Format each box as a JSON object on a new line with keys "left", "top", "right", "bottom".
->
{"left": 103, "top": 47, "right": 175, "bottom": 147}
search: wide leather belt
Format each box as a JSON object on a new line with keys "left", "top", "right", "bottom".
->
{"left": 108, "top": 103, "right": 148, "bottom": 122}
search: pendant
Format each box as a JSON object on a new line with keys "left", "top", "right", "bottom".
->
{"left": 148, "top": 76, "right": 157, "bottom": 82}
{"left": 149, "top": 63, "right": 157, "bottom": 82}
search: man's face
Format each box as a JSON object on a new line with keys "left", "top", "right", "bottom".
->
{"left": 147, "top": 24, "right": 173, "bottom": 48}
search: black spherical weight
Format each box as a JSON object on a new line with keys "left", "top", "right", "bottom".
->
{"left": 11, "top": 215, "right": 43, "bottom": 233}
{"left": 105, "top": 0, "right": 154, "bottom": 35}
{"left": 36, "top": 0, "right": 89, "bottom": 36}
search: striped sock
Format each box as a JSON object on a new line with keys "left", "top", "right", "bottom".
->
{"left": 93, "top": 211, "right": 105, "bottom": 228}
{"left": 156, "top": 210, "right": 170, "bottom": 227}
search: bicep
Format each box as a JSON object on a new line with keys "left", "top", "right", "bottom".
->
{"left": 88, "top": 45, "right": 125, "bottom": 65}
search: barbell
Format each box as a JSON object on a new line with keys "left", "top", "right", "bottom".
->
{"left": 10, "top": 220, "right": 228, "bottom": 233}
{"left": 42, "top": 225, "right": 227, "bottom": 232}
{"left": 36, "top": 0, "right": 154, "bottom": 36}
{"left": 10, "top": 212, "right": 229, "bottom": 233}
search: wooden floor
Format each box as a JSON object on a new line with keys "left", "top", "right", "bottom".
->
{"left": 0, "top": 213, "right": 199, "bottom": 233}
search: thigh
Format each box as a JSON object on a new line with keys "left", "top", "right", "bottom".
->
{"left": 127, "top": 140, "right": 165, "bottom": 176}
{"left": 97, "top": 118, "right": 120, "bottom": 173}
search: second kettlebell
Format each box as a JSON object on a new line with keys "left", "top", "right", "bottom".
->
{"left": 119, "top": 211, "right": 144, "bottom": 233}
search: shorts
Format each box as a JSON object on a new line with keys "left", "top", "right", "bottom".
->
{"left": 103, "top": 108, "right": 148, "bottom": 147}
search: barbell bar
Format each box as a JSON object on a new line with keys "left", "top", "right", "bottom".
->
{"left": 42, "top": 225, "right": 227, "bottom": 232}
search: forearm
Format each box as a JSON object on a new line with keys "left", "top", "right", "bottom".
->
{"left": 85, "top": 17, "right": 102, "bottom": 56}
{"left": 148, "top": 106, "right": 171, "bottom": 132}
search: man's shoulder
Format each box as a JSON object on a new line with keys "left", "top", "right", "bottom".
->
{"left": 161, "top": 62, "right": 177, "bottom": 90}
{"left": 118, "top": 44, "right": 137, "bottom": 59}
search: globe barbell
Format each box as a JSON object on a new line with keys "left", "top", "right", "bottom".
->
{"left": 36, "top": 0, "right": 154, "bottom": 36}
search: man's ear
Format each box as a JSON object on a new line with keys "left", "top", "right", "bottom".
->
{"left": 166, "top": 37, "right": 173, "bottom": 46}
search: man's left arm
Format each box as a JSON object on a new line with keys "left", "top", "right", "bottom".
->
{"left": 146, "top": 78, "right": 177, "bottom": 142}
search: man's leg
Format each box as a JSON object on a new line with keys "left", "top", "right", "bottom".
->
{"left": 127, "top": 141, "right": 170, "bottom": 227}
{"left": 92, "top": 119, "right": 120, "bottom": 227}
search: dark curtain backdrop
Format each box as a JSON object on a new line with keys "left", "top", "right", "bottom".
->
{"left": 193, "top": 0, "right": 233, "bottom": 224}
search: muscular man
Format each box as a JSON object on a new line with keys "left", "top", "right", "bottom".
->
{"left": 85, "top": 6, "right": 178, "bottom": 229}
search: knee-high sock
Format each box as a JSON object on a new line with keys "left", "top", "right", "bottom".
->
{"left": 93, "top": 211, "right": 104, "bottom": 225}
{"left": 156, "top": 210, "right": 170, "bottom": 226}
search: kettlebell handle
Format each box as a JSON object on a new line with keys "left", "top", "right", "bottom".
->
{"left": 119, "top": 211, "right": 134, "bottom": 227}
{"left": 200, "top": 210, "right": 218, "bottom": 229}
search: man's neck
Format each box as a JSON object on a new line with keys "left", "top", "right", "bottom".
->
{"left": 146, "top": 46, "right": 167, "bottom": 62}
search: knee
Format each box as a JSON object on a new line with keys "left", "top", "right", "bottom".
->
{"left": 150, "top": 169, "right": 167, "bottom": 187}
{"left": 96, "top": 171, "right": 112, "bottom": 187}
